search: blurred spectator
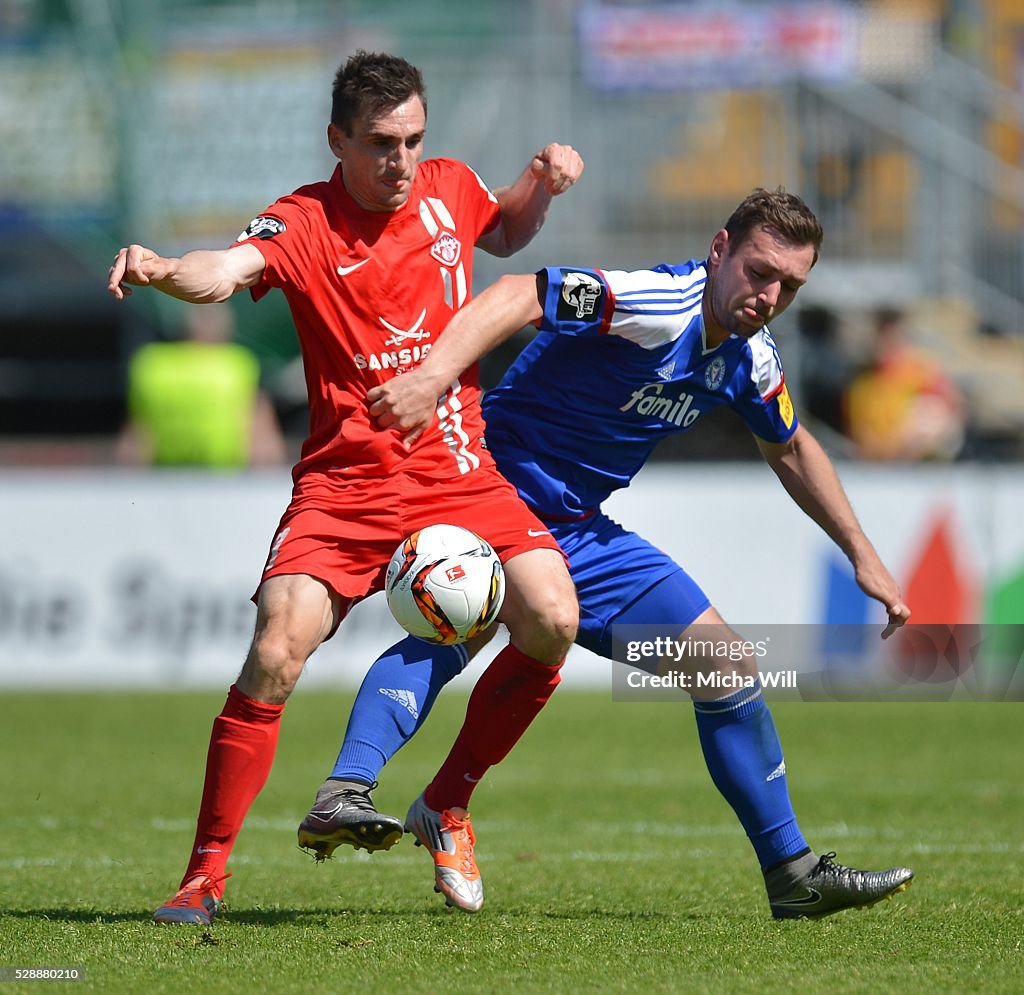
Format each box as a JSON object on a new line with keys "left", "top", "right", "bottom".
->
{"left": 116, "top": 303, "right": 287, "bottom": 468}
{"left": 795, "top": 304, "right": 853, "bottom": 434}
{"left": 843, "top": 307, "right": 966, "bottom": 462}
{"left": 0, "top": 0, "right": 32, "bottom": 42}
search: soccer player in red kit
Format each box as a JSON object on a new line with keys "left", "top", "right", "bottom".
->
{"left": 108, "top": 51, "right": 583, "bottom": 925}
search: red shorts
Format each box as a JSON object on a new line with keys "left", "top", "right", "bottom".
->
{"left": 256, "top": 467, "right": 563, "bottom": 604}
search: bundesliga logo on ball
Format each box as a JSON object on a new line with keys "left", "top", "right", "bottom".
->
{"left": 385, "top": 524, "right": 505, "bottom": 644}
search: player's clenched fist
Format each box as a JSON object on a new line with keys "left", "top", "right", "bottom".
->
{"left": 530, "top": 143, "right": 584, "bottom": 196}
{"left": 107, "top": 244, "right": 174, "bottom": 300}
{"left": 367, "top": 369, "right": 441, "bottom": 448}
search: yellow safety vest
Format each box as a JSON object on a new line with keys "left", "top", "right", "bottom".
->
{"left": 127, "top": 342, "right": 261, "bottom": 467}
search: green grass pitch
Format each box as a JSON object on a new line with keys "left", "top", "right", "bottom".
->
{"left": 2, "top": 690, "right": 1022, "bottom": 994}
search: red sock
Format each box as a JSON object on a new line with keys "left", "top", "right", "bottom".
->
{"left": 180, "top": 684, "right": 284, "bottom": 886}
{"left": 424, "top": 645, "right": 562, "bottom": 811}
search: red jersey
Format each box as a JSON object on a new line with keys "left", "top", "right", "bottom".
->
{"left": 235, "top": 158, "right": 502, "bottom": 483}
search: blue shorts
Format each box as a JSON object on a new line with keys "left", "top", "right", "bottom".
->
{"left": 547, "top": 512, "right": 710, "bottom": 660}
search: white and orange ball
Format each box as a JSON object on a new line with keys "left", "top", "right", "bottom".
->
{"left": 385, "top": 524, "right": 505, "bottom": 644}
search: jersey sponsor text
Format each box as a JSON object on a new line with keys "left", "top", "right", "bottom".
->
{"left": 354, "top": 343, "right": 433, "bottom": 372}
{"left": 620, "top": 382, "right": 703, "bottom": 428}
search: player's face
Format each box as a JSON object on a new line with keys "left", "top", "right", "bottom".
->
{"left": 704, "top": 225, "right": 815, "bottom": 344}
{"left": 328, "top": 95, "right": 426, "bottom": 212}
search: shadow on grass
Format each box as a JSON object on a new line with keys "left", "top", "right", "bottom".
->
{"left": 4, "top": 904, "right": 697, "bottom": 927}
{"left": 3, "top": 906, "right": 457, "bottom": 926}
{"left": 3, "top": 909, "right": 156, "bottom": 924}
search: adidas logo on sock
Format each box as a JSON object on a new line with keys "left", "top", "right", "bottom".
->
{"left": 766, "top": 760, "right": 787, "bottom": 782}
{"left": 378, "top": 687, "right": 419, "bottom": 719}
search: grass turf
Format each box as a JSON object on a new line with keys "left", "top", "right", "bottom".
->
{"left": 1, "top": 690, "right": 1022, "bottom": 994}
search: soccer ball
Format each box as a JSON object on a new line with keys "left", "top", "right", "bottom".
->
{"left": 385, "top": 524, "right": 505, "bottom": 645}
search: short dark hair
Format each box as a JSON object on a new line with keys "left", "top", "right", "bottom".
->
{"left": 331, "top": 51, "right": 426, "bottom": 134}
{"left": 724, "top": 187, "right": 824, "bottom": 265}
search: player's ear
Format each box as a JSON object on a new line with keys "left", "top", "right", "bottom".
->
{"left": 327, "top": 123, "right": 345, "bottom": 160}
{"left": 709, "top": 229, "right": 728, "bottom": 265}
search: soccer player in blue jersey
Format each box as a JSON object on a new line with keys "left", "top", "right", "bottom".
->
{"left": 299, "top": 188, "right": 914, "bottom": 918}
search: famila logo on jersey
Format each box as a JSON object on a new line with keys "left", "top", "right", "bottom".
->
{"left": 620, "top": 383, "right": 702, "bottom": 427}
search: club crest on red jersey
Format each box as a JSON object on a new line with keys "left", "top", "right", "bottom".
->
{"left": 430, "top": 231, "right": 461, "bottom": 267}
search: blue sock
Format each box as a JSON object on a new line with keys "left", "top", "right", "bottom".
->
{"left": 693, "top": 680, "right": 808, "bottom": 869}
{"left": 330, "top": 635, "right": 470, "bottom": 783}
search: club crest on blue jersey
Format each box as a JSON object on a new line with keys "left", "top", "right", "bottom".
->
{"left": 557, "top": 271, "right": 604, "bottom": 321}
{"left": 705, "top": 356, "right": 727, "bottom": 391}
{"left": 237, "top": 216, "right": 286, "bottom": 241}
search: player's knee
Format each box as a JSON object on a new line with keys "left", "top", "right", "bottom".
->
{"left": 688, "top": 649, "right": 759, "bottom": 701}
{"left": 549, "top": 598, "right": 579, "bottom": 648}
{"left": 726, "top": 650, "right": 759, "bottom": 680}
{"left": 520, "top": 596, "right": 578, "bottom": 663}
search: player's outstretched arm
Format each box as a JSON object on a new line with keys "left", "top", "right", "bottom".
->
{"left": 757, "top": 425, "right": 911, "bottom": 638}
{"left": 107, "top": 243, "right": 266, "bottom": 303}
{"left": 368, "top": 273, "right": 543, "bottom": 446}
{"left": 477, "top": 143, "right": 584, "bottom": 258}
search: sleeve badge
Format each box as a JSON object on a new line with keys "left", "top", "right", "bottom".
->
{"left": 236, "top": 216, "right": 287, "bottom": 241}
{"left": 777, "top": 384, "right": 795, "bottom": 429}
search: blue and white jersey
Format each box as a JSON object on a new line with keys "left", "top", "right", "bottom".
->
{"left": 482, "top": 260, "right": 798, "bottom": 519}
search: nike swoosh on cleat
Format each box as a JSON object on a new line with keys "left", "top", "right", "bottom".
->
{"left": 337, "top": 259, "right": 370, "bottom": 276}
{"left": 774, "top": 888, "right": 822, "bottom": 908}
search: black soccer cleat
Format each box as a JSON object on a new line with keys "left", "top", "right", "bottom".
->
{"left": 297, "top": 779, "right": 404, "bottom": 860}
{"left": 768, "top": 851, "right": 914, "bottom": 920}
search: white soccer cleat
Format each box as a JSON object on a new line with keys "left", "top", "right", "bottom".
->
{"left": 405, "top": 792, "right": 484, "bottom": 912}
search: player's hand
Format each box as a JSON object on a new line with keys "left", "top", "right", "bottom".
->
{"left": 854, "top": 561, "right": 911, "bottom": 639}
{"left": 107, "top": 244, "right": 173, "bottom": 300}
{"left": 529, "top": 143, "right": 584, "bottom": 196}
{"left": 880, "top": 602, "right": 912, "bottom": 640}
{"left": 367, "top": 371, "right": 443, "bottom": 448}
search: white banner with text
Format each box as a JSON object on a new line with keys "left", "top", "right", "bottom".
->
{"left": 1, "top": 465, "right": 1020, "bottom": 688}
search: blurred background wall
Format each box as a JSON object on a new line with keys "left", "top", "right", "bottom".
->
{"left": 1, "top": 0, "right": 1022, "bottom": 685}
{"left": 1, "top": 0, "right": 1022, "bottom": 463}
